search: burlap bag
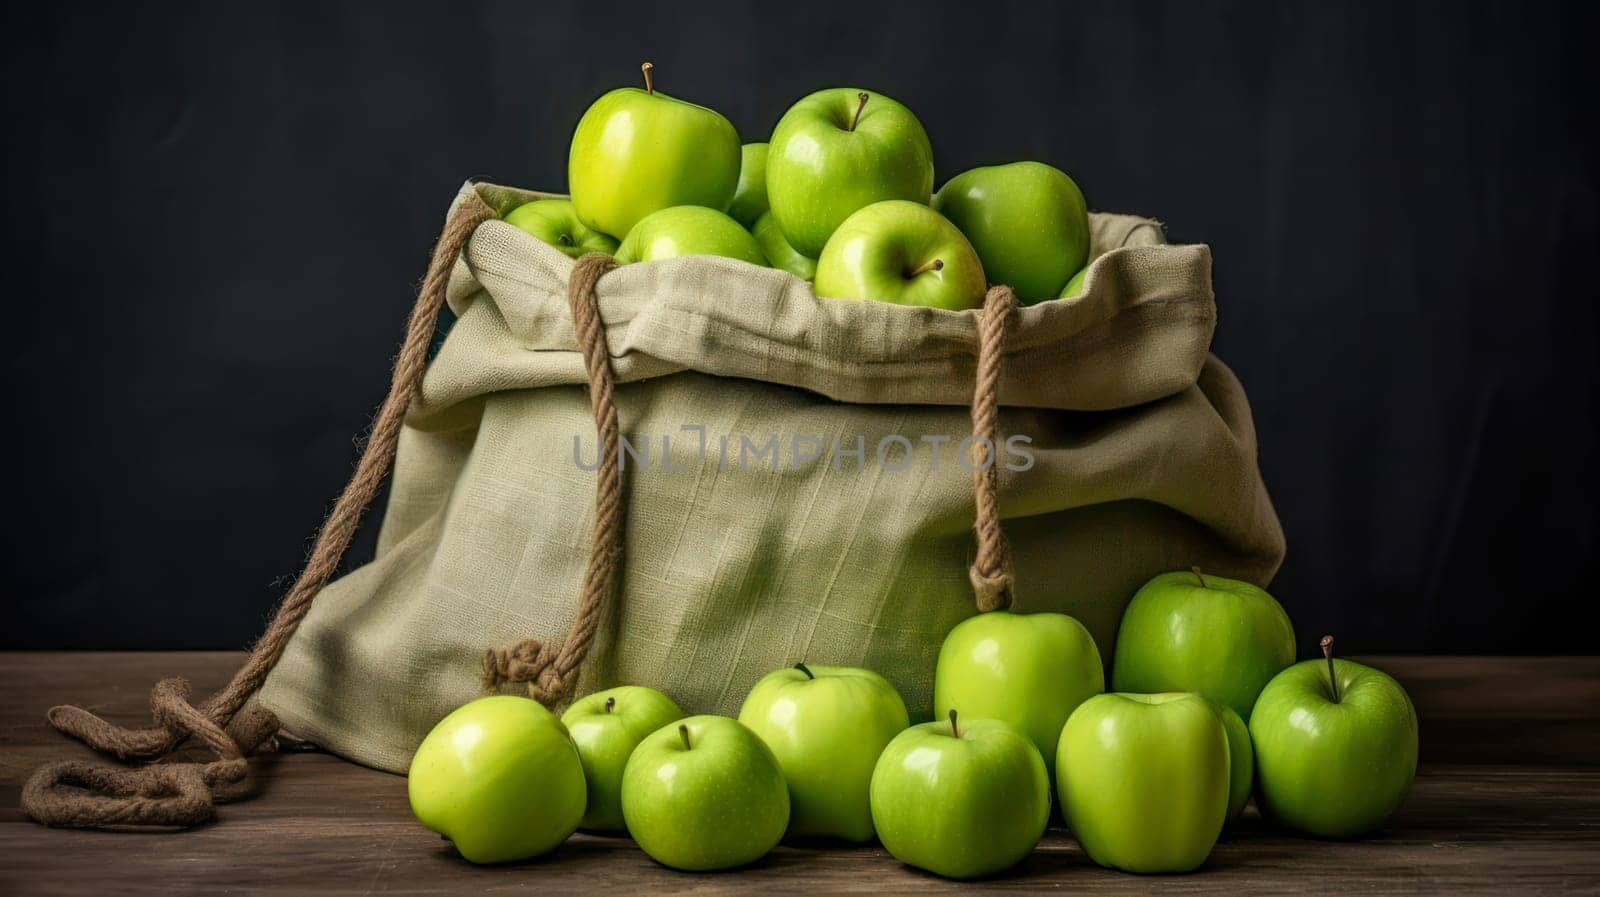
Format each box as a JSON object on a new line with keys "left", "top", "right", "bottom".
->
{"left": 23, "top": 180, "right": 1282, "bottom": 826}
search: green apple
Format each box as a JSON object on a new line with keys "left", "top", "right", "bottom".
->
{"left": 1250, "top": 637, "right": 1418, "bottom": 838}
{"left": 767, "top": 88, "right": 934, "bottom": 256}
{"left": 1057, "top": 692, "right": 1229, "bottom": 873}
{"left": 614, "top": 205, "right": 768, "bottom": 266}
{"left": 1059, "top": 266, "right": 1088, "bottom": 298}
{"left": 407, "top": 696, "right": 585, "bottom": 864}
{"left": 813, "top": 201, "right": 985, "bottom": 309}
{"left": 560, "top": 685, "right": 684, "bottom": 832}
{"left": 569, "top": 62, "right": 741, "bottom": 239}
{"left": 728, "top": 143, "right": 770, "bottom": 228}
{"left": 621, "top": 715, "right": 789, "bottom": 871}
{"left": 1218, "top": 703, "right": 1254, "bottom": 822}
{"left": 933, "top": 610, "right": 1103, "bottom": 775}
{"left": 1112, "top": 567, "right": 1296, "bottom": 720}
{"left": 752, "top": 211, "right": 816, "bottom": 280}
{"left": 932, "top": 162, "right": 1090, "bottom": 303}
{"left": 504, "top": 199, "right": 619, "bottom": 259}
{"left": 738, "top": 662, "right": 909, "bottom": 841}
{"left": 870, "top": 711, "right": 1049, "bottom": 879}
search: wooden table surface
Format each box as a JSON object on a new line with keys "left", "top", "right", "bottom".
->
{"left": 2, "top": 652, "right": 1596, "bottom": 895}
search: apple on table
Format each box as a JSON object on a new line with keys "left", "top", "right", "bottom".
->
{"left": 767, "top": 88, "right": 934, "bottom": 257}
{"left": 1057, "top": 692, "right": 1230, "bottom": 873}
{"left": 614, "top": 205, "right": 768, "bottom": 266}
{"left": 813, "top": 200, "right": 986, "bottom": 309}
{"left": 621, "top": 715, "right": 790, "bottom": 871}
{"left": 569, "top": 62, "right": 741, "bottom": 239}
{"left": 738, "top": 662, "right": 909, "bottom": 842}
{"left": 1251, "top": 636, "right": 1418, "bottom": 838}
{"left": 933, "top": 161, "right": 1090, "bottom": 303}
{"left": 870, "top": 710, "right": 1049, "bottom": 879}
{"left": 560, "top": 685, "right": 684, "bottom": 833}
{"left": 1113, "top": 567, "right": 1297, "bottom": 720}
{"left": 407, "top": 696, "right": 586, "bottom": 864}
{"left": 933, "top": 609, "right": 1104, "bottom": 777}
{"left": 1217, "top": 702, "right": 1255, "bottom": 822}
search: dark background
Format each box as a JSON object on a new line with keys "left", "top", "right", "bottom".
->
{"left": 4, "top": 1, "right": 1595, "bottom": 653}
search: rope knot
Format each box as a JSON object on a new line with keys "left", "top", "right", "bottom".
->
{"left": 969, "top": 563, "right": 1015, "bottom": 613}
{"left": 482, "top": 639, "right": 570, "bottom": 706}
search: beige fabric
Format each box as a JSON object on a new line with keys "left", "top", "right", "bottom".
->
{"left": 259, "top": 181, "right": 1284, "bottom": 773}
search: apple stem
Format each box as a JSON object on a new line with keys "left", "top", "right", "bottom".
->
{"left": 641, "top": 61, "right": 655, "bottom": 95}
{"left": 794, "top": 662, "right": 815, "bottom": 680}
{"left": 849, "top": 91, "right": 869, "bottom": 131}
{"left": 678, "top": 723, "right": 692, "bottom": 751}
{"left": 1320, "top": 635, "right": 1341, "bottom": 703}
{"left": 948, "top": 708, "right": 960, "bottom": 738}
{"left": 1192, "top": 566, "right": 1208, "bottom": 588}
{"left": 909, "top": 258, "right": 944, "bottom": 277}
{"left": 604, "top": 696, "right": 615, "bottom": 714}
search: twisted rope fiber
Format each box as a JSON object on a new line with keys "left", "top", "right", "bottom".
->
{"left": 21, "top": 193, "right": 497, "bottom": 828}
{"left": 483, "top": 252, "right": 624, "bottom": 706}
{"left": 969, "top": 285, "right": 1019, "bottom": 612}
{"left": 22, "top": 698, "right": 281, "bottom": 828}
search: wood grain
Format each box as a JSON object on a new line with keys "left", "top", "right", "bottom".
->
{"left": 2, "top": 652, "right": 1597, "bottom": 895}
{"left": 1357, "top": 656, "right": 1600, "bottom": 764}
